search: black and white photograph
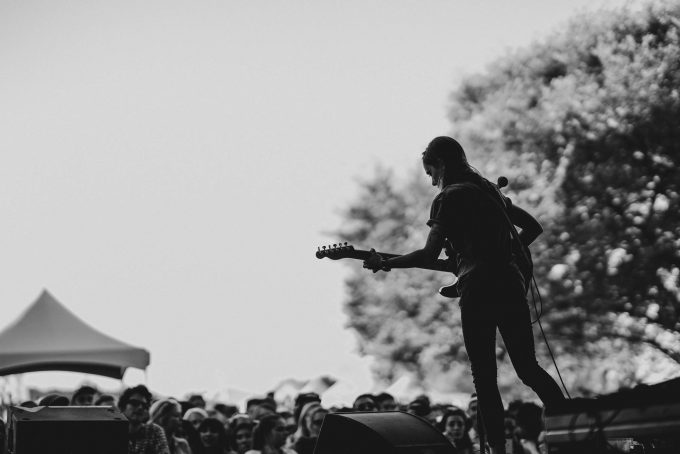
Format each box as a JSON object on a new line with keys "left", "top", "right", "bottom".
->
{"left": 1, "top": 0, "right": 679, "bottom": 453}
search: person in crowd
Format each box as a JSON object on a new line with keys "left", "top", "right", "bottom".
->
{"left": 374, "top": 392, "right": 398, "bottom": 411}
{"left": 253, "top": 402, "right": 277, "bottom": 421}
{"left": 228, "top": 419, "right": 255, "bottom": 454}
{"left": 503, "top": 409, "right": 523, "bottom": 454}
{"left": 292, "top": 406, "right": 328, "bottom": 454}
{"left": 96, "top": 394, "right": 116, "bottom": 406}
{"left": 306, "top": 407, "right": 327, "bottom": 438}
{"left": 246, "top": 414, "right": 297, "bottom": 454}
{"left": 39, "top": 394, "right": 69, "bottom": 406}
{"left": 431, "top": 403, "right": 454, "bottom": 424}
{"left": 119, "top": 384, "right": 169, "bottom": 454}
{"left": 438, "top": 407, "right": 474, "bottom": 454}
{"left": 362, "top": 136, "right": 566, "bottom": 454}
{"left": 71, "top": 385, "right": 97, "bottom": 405}
{"left": 292, "top": 393, "right": 321, "bottom": 426}
{"left": 188, "top": 395, "right": 207, "bottom": 410}
{"left": 290, "top": 402, "right": 320, "bottom": 445}
{"left": 178, "top": 420, "right": 202, "bottom": 454}
{"left": 246, "top": 399, "right": 264, "bottom": 418}
{"left": 197, "top": 417, "right": 231, "bottom": 454}
{"left": 466, "top": 394, "right": 481, "bottom": 453}
{"left": 506, "top": 400, "right": 524, "bottom": 420}
{"left": 185, "top": 407, "right": 210, "bottom": 432}
{"left": 352, "top": 394, "right": 378, "bottom": 412}
{"left": 246, "top": 398, "right": 277, "bottom": 421}
{"left": 278, "top": 411, "right": 296, "bottom": 433}
{"left": 150, "top": 397, "right": 192, "bottom": 454}
{"left": 277, "top": 411, "right": 297, "bottom": 449}
{"left": 208, "top": 409, "right": 230, "bottom": 428}
{"left": 515, "top": 402, "right": 544, "bottom": 454}
{"left": 214, "top": 404, "right": 239, "bottom": 420}
{"left": 407, "top": 395, "right": 436, "bottom": 425}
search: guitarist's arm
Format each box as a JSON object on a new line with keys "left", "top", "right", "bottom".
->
{"left": 363, "top": 223, "right": 446, "bottom": 272}
{"left": 508, "top": 204, "right": 542, "bottom": 246}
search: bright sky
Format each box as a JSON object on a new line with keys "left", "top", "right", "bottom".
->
{"left": 0, "top": 0, "right": 628, "bottom": 402}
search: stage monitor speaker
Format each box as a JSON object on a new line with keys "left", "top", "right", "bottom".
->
{"left": 7, "top": 405, "right": 128, "bottom": 454}
{"left": 314, "top": 411, "right": 454, "bottom": 454}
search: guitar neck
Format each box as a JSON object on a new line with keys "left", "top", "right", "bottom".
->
{"left": 339, "top": 249, "right": 452, "bottom": 273}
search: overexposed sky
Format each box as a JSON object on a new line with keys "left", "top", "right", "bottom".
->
{"left": 0, "top": 0, "right": 627, "bottom": 402}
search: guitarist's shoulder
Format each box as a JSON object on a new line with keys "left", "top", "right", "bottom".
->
{"left": 440, "top": 182, "right": 477, "bottom": 199}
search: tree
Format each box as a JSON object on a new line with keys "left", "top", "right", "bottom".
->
{"left": 334, "top": 1, "right": 680, "bottom": 398}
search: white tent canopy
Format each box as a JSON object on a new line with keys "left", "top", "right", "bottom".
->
{"left": 0, "top": 290, "right": 149, "bottom": 379}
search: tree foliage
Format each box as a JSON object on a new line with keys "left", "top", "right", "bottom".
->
{"left": 448, "top": 1, "right": 680, "bottom": 358}
{"left": 335, "top": 1, "right": 680, "bottom": 397}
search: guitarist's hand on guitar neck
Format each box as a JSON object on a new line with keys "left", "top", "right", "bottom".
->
{"left": 316, "top": 243, "right": 457, "bottom": 296}
{"left": 362, "top": 249, "right": 391, "bottom": 273}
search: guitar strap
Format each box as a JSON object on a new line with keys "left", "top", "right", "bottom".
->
{"left": 439, "top": 178, "right": 534, "bottom": 297}
{"left": 477, "top": 179, "right": 532, "bottom": 271}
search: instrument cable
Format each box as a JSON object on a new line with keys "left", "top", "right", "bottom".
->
{"left": 529, "top": 273, "right": 572, "bottom": 399}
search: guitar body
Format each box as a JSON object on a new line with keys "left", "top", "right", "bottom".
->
{"left": 437, "top": 238, "right": 534, "bottom": 299}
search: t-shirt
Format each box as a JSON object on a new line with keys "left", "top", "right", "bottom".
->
{"left": 427, "top": 176, "right": 518, "bottom": 285}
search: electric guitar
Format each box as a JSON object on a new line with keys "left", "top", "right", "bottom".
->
{"left": 315, "top": 178, "right": 535, "bottom": 298}
{"left": 315, "top": 243, "right": 461, "bottom": 297}
{"left": 315, "top": 239, "right": 532, "bottom": 298}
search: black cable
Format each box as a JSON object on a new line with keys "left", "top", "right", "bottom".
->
{"left": 529, "top": 276, "right": 542, "bottom": 324}
{"left": 490, "top": 177, "right": 573, "bottom": 399}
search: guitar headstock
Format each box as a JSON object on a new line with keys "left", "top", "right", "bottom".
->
{"left": 316, "top": 242, "right": 355, "bottom": 260}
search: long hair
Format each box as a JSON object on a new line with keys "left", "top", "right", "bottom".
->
{"left": 251, "top": 414, "right": 283, "bottom": 450}
{"left": 422, "top": 137, "right": 480, "bottom": 184}
{"left": 197, "top": 417, "right": 229, "bottom": 452}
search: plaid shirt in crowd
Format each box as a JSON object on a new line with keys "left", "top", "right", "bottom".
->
{"left": 128, "top": 422, "right": 170, "bottom": 454}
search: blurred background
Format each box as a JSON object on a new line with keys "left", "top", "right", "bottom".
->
{"left": 1, "top": 0, "right": 678, "bottom": 410}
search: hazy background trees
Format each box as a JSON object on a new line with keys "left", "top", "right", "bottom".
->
{"left": 333, "top": 1, "right": 680, "bottom": 399}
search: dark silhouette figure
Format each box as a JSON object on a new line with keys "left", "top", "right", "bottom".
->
{"left": 363, "top": 136, "right": 565, "bottom": 454}
{"left": 374, "top": 392, "right": 398, "bottom": 411}
{"left": 38, "top": 394, "right": 69, "bottom": 406}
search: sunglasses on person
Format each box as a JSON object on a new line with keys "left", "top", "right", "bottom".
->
{"left": 127, "top": 398, "right": 150, "bottom": 409}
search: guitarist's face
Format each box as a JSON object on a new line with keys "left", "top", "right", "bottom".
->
{"left": 423, "top": 162, "right": 445, "bottom": 189}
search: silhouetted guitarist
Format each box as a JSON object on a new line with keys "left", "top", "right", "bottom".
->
{"left": 363, "top": 136, "right": 565, "bottom": 454}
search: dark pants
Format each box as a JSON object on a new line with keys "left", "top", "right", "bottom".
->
{"left": 459, "top": 273, "right": 565, "bottom": 448}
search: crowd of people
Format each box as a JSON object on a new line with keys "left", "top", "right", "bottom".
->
{"left": 9, "top": 384, "right": 549, "bottom": 454}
